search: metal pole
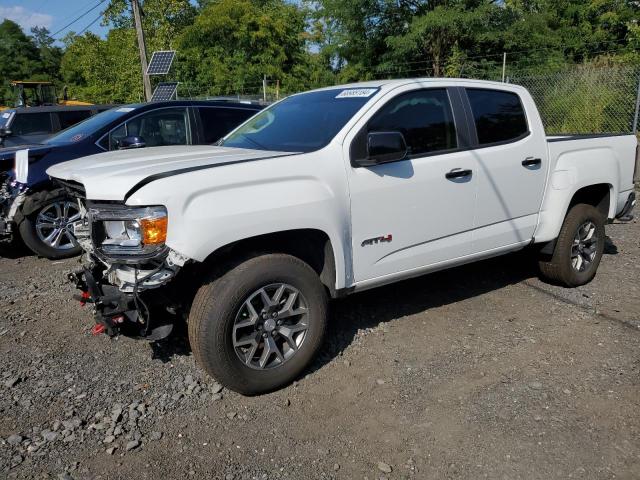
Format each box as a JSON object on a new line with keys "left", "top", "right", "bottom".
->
{"left": 132, "top": 0, "right": 152, "bottom": 102}
{"left": 632, "top": 73, "right": 640, "bottom": 134}
{"left": 263, "top": 75, "right": 267, "bottom": 103}
{"left": 501, "top": 52, "right": 507, "bottom": 83}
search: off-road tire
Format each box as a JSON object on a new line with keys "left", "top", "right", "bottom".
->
{"left": 18, "top": 195, "right": 82, "bottom": 259}
{"left": 188, "top": 253, "right": 328, "bottom": 395}
{"left": 538, "top": 203, "right": 606, "bottom": 287}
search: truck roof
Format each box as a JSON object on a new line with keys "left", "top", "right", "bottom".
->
{"left": 311, "top": 77, "right": 527, "bottom": 93}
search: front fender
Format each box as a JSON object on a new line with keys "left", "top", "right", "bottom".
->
{"left": 127, "top": 151, "right": 352, "bottom": 289}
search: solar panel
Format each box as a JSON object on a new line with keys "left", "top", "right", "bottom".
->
{"left": 146, "top": 50, "right": 176, "bottom": 75}
{"left": 151, "top": 82, "right": 179, "bottom": 101}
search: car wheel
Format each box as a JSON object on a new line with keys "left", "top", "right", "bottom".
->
{"left": 19, "top": 196, "right": 82, "bottom": 259}
{"left": 538, "top": 203, "right": 606, "bottom": 287}
{"left": 188, "top": 253, "right": 328, "bottom": 395}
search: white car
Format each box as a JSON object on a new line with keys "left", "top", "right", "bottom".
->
{"left": 48, "top": 79, "right": 638, "bottom": 394}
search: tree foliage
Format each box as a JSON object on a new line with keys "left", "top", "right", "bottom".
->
{"left": 3, "top": 0, "right": 640, "bottom": 105}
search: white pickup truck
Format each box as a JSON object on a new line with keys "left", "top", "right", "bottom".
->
{"left": 48, "top": 79, "right": 638, "bottom": 395}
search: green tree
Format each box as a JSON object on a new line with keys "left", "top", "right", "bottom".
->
{"left": 175, "top": 0, "right": 315, "bottom": 96}
{"left": 31, "top": 27, "right": 63, "bottom": 81}
{"left": 0, "top": 20, "right": 42, "bottom": 105}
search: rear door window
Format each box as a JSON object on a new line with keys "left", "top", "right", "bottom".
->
{"left": 198, "top": 107, "right": 256, "bottom": 144}
{"left": 466, "top": 89, "right": 528, "bottom": 145}
{"left": 58, "top": 110, "right": 92, "bottom": 130}
{"left": 11, "top": 113, "right": 53, "bottom": 136}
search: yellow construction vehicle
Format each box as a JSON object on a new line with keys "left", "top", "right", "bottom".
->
{"left": 1, "top": 81, "right": 92, "bottom": 110}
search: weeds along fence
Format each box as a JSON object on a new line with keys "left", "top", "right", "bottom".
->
{"left": 177, "top": 64, "right": 640, "bottom": 136}
{"left": 510, "top": 65, "right": 640, "bottom": 135}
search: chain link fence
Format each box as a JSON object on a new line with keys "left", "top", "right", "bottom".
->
{"left": 177, "top": 64, "right": 640, "bottom": 135}
{"left": 510, "top": 65, "right": 640, "bottom": 135}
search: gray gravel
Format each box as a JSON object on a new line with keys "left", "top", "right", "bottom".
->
{"left": 2, "top": 190, "right": 640, "bottom": 479}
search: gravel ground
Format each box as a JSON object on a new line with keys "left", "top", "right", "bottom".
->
{"left": 1, "top": 203, "right": 639, "bottom": 479}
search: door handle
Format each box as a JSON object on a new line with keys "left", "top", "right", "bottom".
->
{"left": 522, "top": 157, "right": 542, "bottom": 167}
{"left": 445, "top": 168, "right": 472, "bottom": 179}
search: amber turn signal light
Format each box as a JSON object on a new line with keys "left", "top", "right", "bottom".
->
{"left": 140, "top": 216, "right": 168, "bottom": 245}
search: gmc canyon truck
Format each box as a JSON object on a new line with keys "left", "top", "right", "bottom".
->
{"left": 47, "top": 79, "right": 638, "bottom": 395}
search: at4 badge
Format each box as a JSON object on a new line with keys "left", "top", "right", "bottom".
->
{"left": 361, "top": 234, "right": 393, "bottom": 247}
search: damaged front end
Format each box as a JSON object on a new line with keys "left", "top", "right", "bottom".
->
{"left": 0, "top": 172, "right": 27, "bottom": 240}
{"left": 62, "top": 185, "right": 192, "bottom": 341}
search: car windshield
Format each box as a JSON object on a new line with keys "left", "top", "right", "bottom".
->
{"left": 220, "top": 88, "right": 379, "bottom": 152}
{"left": 45, "top": 107, "right": 132, "bottom": 145}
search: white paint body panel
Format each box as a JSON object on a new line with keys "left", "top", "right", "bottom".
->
{"left": 47, "top": 78, "right": 638, "bottom": 293}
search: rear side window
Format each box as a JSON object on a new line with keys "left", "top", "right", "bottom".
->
{"left": 199, "top": 107, "right": 256, "bottom": 144}
{"left": 466, "top": 89, "right": 528, "bottom": 145}
{"left": 58, "top": 110, "right": 91, "bottom": 130}
{"left": 11, "top": 113, "right": 52, "bottom": 135}
{"left": 367, "top": 89, "right": 457, "bottom": 156}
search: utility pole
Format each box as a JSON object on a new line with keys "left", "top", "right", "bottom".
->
{"left": 132, "top": 0, "right": 152, "bottom": 101}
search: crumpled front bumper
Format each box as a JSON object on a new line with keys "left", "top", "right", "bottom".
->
{"left": 0, "top": 175, "right": 25, "bottom": 239}
{"left": 69, "top": 263, "right": 180, "bottom": 341}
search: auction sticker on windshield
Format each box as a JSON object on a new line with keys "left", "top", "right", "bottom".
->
{"left": 335, "top": 88, "right": 378, "bottom": 99}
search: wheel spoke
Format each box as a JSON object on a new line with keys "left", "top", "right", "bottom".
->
{"left": 573, "top": 253, "right": 583, "bottom": 271}
{"left": 278, "top": 291, "right": 307, "bottom": 319}
{"left": 259, "top": 288, "right": 275, "bottom": 308}
{"left": 67, "top": 212, "right": 82, "bottom": 223}
{"left": 52, "top": 229, "right": 65, "bottom": 248}
{"left": 278, "top": 324, "right": 307, "bottom": 351}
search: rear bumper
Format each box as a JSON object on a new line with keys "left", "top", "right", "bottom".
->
{"left": 616, "top": 191, "right": 636, "bottom": 221}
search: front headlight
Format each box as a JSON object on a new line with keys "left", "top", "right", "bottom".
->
{"left": 90, "top": 205, "right": 168, "bottom": 259}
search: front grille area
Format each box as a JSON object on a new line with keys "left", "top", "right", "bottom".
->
{"left": 55, "top": 178, "right": 86, "bottom": 199}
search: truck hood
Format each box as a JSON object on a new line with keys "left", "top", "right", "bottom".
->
{"left": 47, "top": 145, "right": 291, "bottom": 201}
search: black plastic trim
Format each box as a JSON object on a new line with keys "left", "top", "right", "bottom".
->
{"left": 547, "top": 133, "right": 634, "bottom": 142}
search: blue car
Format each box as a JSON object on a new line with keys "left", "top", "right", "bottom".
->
{"left": 0, "top": 100, "right": 262, "bottom": 258}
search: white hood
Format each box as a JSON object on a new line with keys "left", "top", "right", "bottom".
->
{"left": 47, "top": 145, "right": 289, "bottom": 201}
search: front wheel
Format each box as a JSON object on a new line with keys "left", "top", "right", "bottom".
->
{"left": 188, "top": 254, "right": 328, "bottom": 395}
{"left": 18, "top": 196, "right": 82, "bottom": 259}
{"left": 538, "top": 203, "right": 606, "bottom": 287}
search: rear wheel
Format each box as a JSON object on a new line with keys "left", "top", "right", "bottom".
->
{"left": 188, "top": 254, "right": 328, "bottom": 395}
{"left": 19, "top": 197, "right": 82, "bottom": 259}
{"left": 538, "top": 203, "right": 606, "bottom": 287}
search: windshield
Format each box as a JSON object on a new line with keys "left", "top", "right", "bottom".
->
{"left": 0, "top": 110, "right": 14, "bottom": 129}
{"left": 45, "top": 107, "right": 132, "bottom": 145}
{"left": 221, "top": 88, "right": 379, "bottom": 152}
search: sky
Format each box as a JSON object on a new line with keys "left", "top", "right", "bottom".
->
{"left": 0, "top": 0, "right": 110, "bottom": 40}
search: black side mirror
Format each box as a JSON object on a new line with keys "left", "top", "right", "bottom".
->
{"left": 360, "top": 131, "right": 407, "bottom": 166}
{"left": 118, "top": 136, "right": 146, "bottom": 150}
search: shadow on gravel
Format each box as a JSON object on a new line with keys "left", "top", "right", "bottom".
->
{"left": 0, "top": 238, "right": 34, "bottom": 260}
{"left": 307, "top": 248, "right": 543, "bottom": 374}
{"left": 604, "top": 235, "right": 618, "bottom": 255}
{"left": 150, "top": 322, "right": 192, "bottom": 362}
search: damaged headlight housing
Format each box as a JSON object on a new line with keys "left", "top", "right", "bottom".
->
{"left": 90, "top": 205, "right": 168, "bottom": 260}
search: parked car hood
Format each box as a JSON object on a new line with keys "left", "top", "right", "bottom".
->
{"left": 47, "top": 145, "right": 290, "bottom": 201}
{"left": 0, "top": 144, "right": 52, "bottom": 172}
